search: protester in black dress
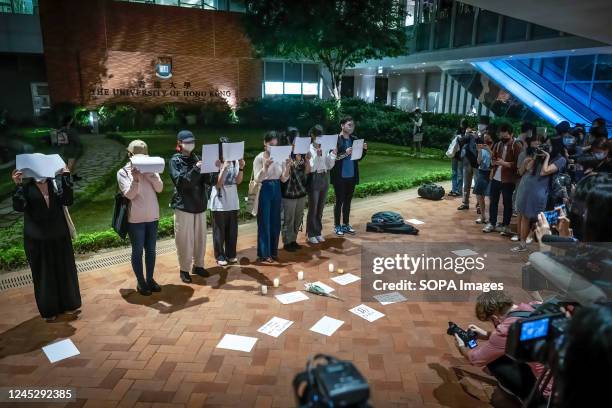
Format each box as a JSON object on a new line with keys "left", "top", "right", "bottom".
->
{"left": 11, "top": 168, "right": 81, "bottom": 321}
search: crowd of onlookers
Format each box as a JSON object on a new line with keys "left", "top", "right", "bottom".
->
{"left": 447, "top": 116, "right": 611, "bottom": 252}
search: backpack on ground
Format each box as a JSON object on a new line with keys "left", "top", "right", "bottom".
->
{"left": 366, "top": 211, "right": 419, "bottom": 235}
{"left": 418, "top": 183, "right": 445, "bottom": 200}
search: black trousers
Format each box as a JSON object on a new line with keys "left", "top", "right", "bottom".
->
{"left": 487, "top": 355, "right": 539, "bottom": 402}
{"left": 211, "top": 210, "right": 238, "bottom": 260}
{"left": 25, "top": 235, "right": 81, "bottom": 318}
{"left": 333, "top": 178, "right": 356, "bottom": 226}
{"left": 489, "top": 179, "right": 515, "bottom": 226}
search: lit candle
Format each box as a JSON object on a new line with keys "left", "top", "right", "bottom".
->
{"left": 328, "top": 263, "right": 334, "bottom": 273}
{"left": 261, "top": 285, "right": 267, "bottom": 295}
{"left": 273, "top": 278, "right": 280, "bottom": 288}
{"left": 297, "top": 271, "right": 304, "bottom": 280}
{"left": 337, "top": 268, "right": 344, "bottom": 274}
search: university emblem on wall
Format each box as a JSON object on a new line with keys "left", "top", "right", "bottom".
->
{"left": 155, "top": 57, "right": 173, "bottom": 79}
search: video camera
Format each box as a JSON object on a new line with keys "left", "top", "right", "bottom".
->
{"left": 447, "top": 321, "right": 478, "bottom": 349}
{"left": 293, "top": 354, "right": 370, "bottom": 408}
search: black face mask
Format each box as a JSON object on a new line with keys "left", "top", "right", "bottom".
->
{"left": 501, "top": 136, "right": 511, "bottom": 143}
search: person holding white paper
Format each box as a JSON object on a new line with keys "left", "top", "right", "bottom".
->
{"left": 306, "top": 124, "right": 336, "bottom": 244}
{"left": 281, "top": 127, "right": 311, "bottom": 252}
{"left": 330, "top": 116, "right": 368, "bottom": 236}
{"left": 117, "top": 140, "right": 163, "bottom": 296}
{"left": 209, "top": 137, "right": 245, "bottom": 266}
{"left": 169, "top": 130, "right": 214, "bottom": 283}
{"left": 12, "top": 164, "right": 81, "bottom": 321}
{"left": 252, "top": 131, "right": 290, "bottom": 262}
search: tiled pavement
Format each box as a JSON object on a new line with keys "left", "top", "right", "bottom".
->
{"left": 0, "top": 184, "right": 533, "bottom": 408}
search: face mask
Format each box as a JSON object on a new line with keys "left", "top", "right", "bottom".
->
{"left": 182, "top": 142, "right": 195, "bottom": 153}
{"left": 563, "top": 137, "right": 575, "bottom": 146}
{"left": 501, "top": 135, "right": 511, "bottom": 142}
{"left": 477, "top": 124, "right": 487, "bottom": 132}
{"left": 594, "top": 152, "right": 607, "bottom": 160}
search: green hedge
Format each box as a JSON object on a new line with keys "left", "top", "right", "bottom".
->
{"left": 0, "top": 170, "right": 450, "bottom": 271}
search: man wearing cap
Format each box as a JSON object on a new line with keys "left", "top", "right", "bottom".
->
{"left": 169, "top": 130, "right": 213, "bottom": 283}
{"left": 117, "top": 140, "right": 164, "bottom": 295}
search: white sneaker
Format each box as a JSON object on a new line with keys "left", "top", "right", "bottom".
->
{"left": 475, "top": 218, "right": 486, "bottom": 224}
{"left": 308, "top": 237, "right": 319, "bottom": 244}
{"left": 510, "top": 245, "right": 527, "bottom": 252}
{"left": 228, "top": 258, "right": 238, "bottom": 264}
{"left": 482, "top": 223, "right": 495, "bottom": 233}
{"left": 526, "top": 236, "right": 533, "bottom": 244}
{"left": 510, "top": 235, "right": 519, "bottom": 242}
{"left": 500, "top": 226, "right": 513, "bottom": 236}
{"left": 316, "top": 235, "right": 326, "bottom": 242}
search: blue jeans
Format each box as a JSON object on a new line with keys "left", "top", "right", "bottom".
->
{"left": 127, "top": 221, "right": 158, "bottom": 284}
{"left": 257, "top": 180, "right": 281, "bottom": 258}
{"left": 451, "top": 157, "right": 463, "bottom": 194}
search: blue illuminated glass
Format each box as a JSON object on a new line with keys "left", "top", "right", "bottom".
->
{"left": 520, "top": 318, "right": 549, "bottom": 341}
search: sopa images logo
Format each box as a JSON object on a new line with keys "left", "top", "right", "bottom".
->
{"left": 155, "top": 57, "right": 173, "bottom": 79}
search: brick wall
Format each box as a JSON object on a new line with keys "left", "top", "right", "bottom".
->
{"left": 39, "top": 0, "right": 262, "bottom": 108}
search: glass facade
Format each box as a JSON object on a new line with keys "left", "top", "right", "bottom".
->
{"left": 513, "top": 54, "right": 612, "bottom": 123}
{"left": 0, "top": 0, "right": 38, "bottom": 14}
{"left": 263, "top": 61, "right": 320, "bottom": 98}
{"left": 113, "top": 0, "right": 245, "bottom": 12}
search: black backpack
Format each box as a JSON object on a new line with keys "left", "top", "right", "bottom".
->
{"left": 418, "top": 183, "right": 445, "bottom": 200}
{"left": 366, "top": 211, "right": 419, "bottom": 235}
{"left": 371, "top": 211, "right": 405, "bottom": 226}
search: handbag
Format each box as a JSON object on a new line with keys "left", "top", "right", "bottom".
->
{"left": 446, "top": 135, "right": 460, "bottom": 158}
{"left": 246, "top": 169, "right": 261, "bottom": 216}
{"left": 63, "top": 206, "right": 77, "bottom": 240}
{"left": 112, "top": 169, "right": 129, "bottom": 239}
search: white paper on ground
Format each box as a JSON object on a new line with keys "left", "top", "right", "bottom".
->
{"left": 42, "top": 339, "right": 80, "bottom": 363}
{"left": 350, "top": 139, "right": 365, "bottom": 160}
{"left": 16, "top": 153, "right": 66, "bottom": 179}
{"left": 275, "top": 291, "right": 309, "bottom": 304}
{"left": 222, "top": 141, "right": 245, "bottom": 161}
{"left": 373, "top": 291, "right": 408, "bottom": 305}
{"left": 350, "top": 304, "right": 385, "bottom": 322}
{"left": 216, "top": 334, "right": 258, "bottom": 352}
{"left": 330, "top": 273, "right": 361, "bottom": 286}
{"left": 269, "top": 145, "right": 293, "bottom": 163}
{"left": 406, "top": 218, "right": 425, "bottom": 225}
{"left": 309, "top": 281, "right": 335, "bottom": 294}
{"left": 310, "top": 316, "right": 344, "bottom": 336}
{"left": 293, "top": 137, "right": 311, "bottom": 155}
{"left": 452, "top": 249, "right": 479, "bottom": 257}
{"left": 130, "top": 155, "right": 165, "bottom": 174}
{"left": 315, "top": 135, "right": 338, "bottom": 153}
{"left": 201, "top": 144, "right": 220, "bottom": 173}
{"left": 257, "top": 317, "right": 294, "bottom": 338}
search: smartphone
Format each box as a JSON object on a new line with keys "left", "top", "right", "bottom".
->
{"left": 543, "top": 204, "right": 566, "bottom": 226}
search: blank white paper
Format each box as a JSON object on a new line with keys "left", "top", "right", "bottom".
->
{"left": 349, "top": 304, "right": 385, "bottom": 322}
{"left": 293, "top": 137, "right": 311, "bottom": 155}
{"left": 16, "top": 153, "right": 66, "bottom": 179}
{"left": 373, "top": 291, "right": 408, "bottom": 306}
{"left": 275, "top": 291, "right": 309, "bottom": 305}
{"left": 330, "top": 273, "right": 361, "bottom": 286}
{"left": 201, "top": 144, "right": 220, "bottom": 173}
{"left": 222, "top": 141, "right": 244, "bottom": 161}
{"left": 350, "top": 139, "right": 365, "bottom": 160}
{"left": 42, "top": 339, "right": 80, "bottom": 363}
{"left": 310, "top": 316, "right": 344, "bottom": 337}
{"left": 216, "top": 334, "right": 258, "bottom": 352}
{"left": 130, "top": 156, "right": 165, "bottom": 174}
{"left": 316, "top": 135, "right": 338, "bottom": 153}
{"left": 269, "top": 145, "right": 293, "bottom": 163}
{"left": 257, "top": 317, "right": 294, "bottom": 338}
{"left": 452, "top": 249, "right": 479, "bottom": 257}
{"left": 406, "top": 218, "right": 425, "bottom": 225}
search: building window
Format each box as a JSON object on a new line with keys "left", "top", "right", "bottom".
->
{"left": 263, "top": 61, "right": 320, "bottom": 98}
{"left": 113, "top": 0, "right": 246, "bottom": 13}
{"left": 30, "top": 82, "right": 50, "bottom": 117}
{"left": 0, "top": 0, "right": 37, "bottom": 14}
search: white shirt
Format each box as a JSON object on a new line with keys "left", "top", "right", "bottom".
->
{"left": 309, "top": 143, "right": 336, "bottom": 173}
{"left": 208, "top": 161, "right": 240, "bottom": 211}
{"left": 494, "top": 145, "right": 507, "bottom": 182}
{"left": 253, "top": 151, "right": 288, "bottom": 182}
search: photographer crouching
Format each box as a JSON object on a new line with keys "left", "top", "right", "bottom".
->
{"left": 452, "top": 291, "right": 550, "bottom": 405}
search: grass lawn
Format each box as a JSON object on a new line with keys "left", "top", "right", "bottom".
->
{"left": 70, "top": 129, "right": 450, "bottom": 234}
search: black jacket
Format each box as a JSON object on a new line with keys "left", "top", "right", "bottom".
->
{"left": 169, "top": 152, "right": 213, "bottom": 213}
{"left": 13, "top": 174, "right": 73, "bottom": 240}
{"left": 330, "top": 134, "right": 367, "bottom": 185}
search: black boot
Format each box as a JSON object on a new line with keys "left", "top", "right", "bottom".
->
{"left": 193, "top": 266, "right": 209, "bottom": 277}
{"left": 147, "top": 279, "right": 161, "bottom": 292}
{"left": 180, "top": 271, "right": 192, "bottom": 283}
{"left": 137, "top": 281, "right": 152, "bottom": 296}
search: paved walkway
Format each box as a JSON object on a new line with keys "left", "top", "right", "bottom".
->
{"left": 0, "top": 185, "right": 532, "bottom": 408}
{"left": 0, "top": 134, "right": 125, "bottom": 228}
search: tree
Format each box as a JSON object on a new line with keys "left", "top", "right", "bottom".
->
{"left": 243, "top": 0, "right": 407, "bottom": 100}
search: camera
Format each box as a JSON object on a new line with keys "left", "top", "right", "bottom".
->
{"left": 293, "top": 354, "right": 370, "bottom": 407}
{"left": 447, "top": 321, "right": 478, "bottom": 349}
{"left": 535, "top": 144, "right": 551, "bottom": 155}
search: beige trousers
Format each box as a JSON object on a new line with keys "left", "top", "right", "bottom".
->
{"left": 173, "top": 209, "right": 207, "bottom": 272}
